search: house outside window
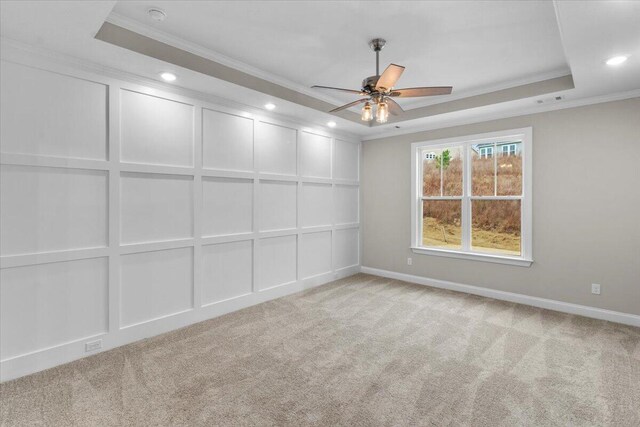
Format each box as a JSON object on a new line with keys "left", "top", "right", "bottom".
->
{"left": 502, "top": 143, "right": 517, "bottom": 156}
{"left": 479, "top": 146, "right": 493, "bottom": 158}
{"left": 410, "top": 128, "right": 532, "bottom": 266}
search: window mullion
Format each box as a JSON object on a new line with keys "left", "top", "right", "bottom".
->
{"left": 493, "top": 143, "right": 498, "bottom": 196}
{"left": 462, "top": 144, "right": 471, "bottom": 251}
{"left": 417, "top": 150, "right": 424, "bottom": 247}
{"left": 440, "top": 152, "right": 443, "bottom": 197}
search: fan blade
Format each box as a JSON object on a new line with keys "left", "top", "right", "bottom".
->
{"left": 375, "top": 64, "right": 405, "bottom": 90}
{"left": 389, "top": 86, "right": 453, "bottom": 97}
{"left": 312, "top": 85, "right": 366, "bottom": 95}
{"left": 329, "top": 98, "right": 368, "bottom": 113}
{"left": 385, "top": 98, "right": 404, "bottom": 116}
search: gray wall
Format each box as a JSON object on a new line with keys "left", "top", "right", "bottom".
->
{"left": 362, "top": 97, "right": 640, "bottom": 315}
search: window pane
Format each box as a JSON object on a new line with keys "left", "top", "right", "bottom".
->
{"left": 497, "top": 141, "right": 522, "bottom": 196}
{"left": 442, "top": 146, "right": 463, "bottom": 196}
{"left": 422, "top": 148, "right": 441, "bottom": 196}
{"left": 422, "top": 200, "right": 461, "bottom": 249}
{"left": 472, "top": 143, "right": 495, "bottom": 196}
{"left": 471, "top": 200, "right": 521, "bottom": 255}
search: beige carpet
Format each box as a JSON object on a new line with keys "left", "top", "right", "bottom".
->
{"left": 1, "top": 273, "right": 639, "bottom": 426}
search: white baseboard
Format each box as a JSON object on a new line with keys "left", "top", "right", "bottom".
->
{"left": 361, "top": 266, "right": 640, "bottom": 327}
{"left": 0, "top": 266, "right": 360, "bottom": 383}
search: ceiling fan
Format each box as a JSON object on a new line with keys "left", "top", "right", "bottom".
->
{"left": 312, "top": 38, "right": 453, "bottom": 123}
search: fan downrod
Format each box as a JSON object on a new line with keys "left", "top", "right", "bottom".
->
{"left": 366, "top": 38, "right": 387, "bottom": 88}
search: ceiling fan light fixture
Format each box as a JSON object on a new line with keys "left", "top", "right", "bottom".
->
{"left": 312, "top": 39, "right": 452, "bottom": 120}
{"left": 361, "top": 101, "right": 373, "bottom": 121}
{"left": 376, "top": 100, "right": 389, "bottom": 123}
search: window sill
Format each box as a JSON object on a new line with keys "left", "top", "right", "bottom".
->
{"left": 410, "top": 247, "right": 533, "bottom": 267}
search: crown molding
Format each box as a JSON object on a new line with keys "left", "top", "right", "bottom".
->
{"left": 363, "top": 89, "right": 640, "bottom": 141}
{"left": 105, "top": 12, "right": 347, "bottom": 109}
{"left": 0, "top": 37, "right": 362, "bottom": 141}
{"left": 5, "top": 35, "right": 636, "bottom": 143}
{"left": 105, "top": 12, "right": 573, "bottom": 114}
{"left": 94, "top": 21, "right": 364, "bottom": 125}
{"left": 400, "top": 67, "right": 572, "bottom": 111}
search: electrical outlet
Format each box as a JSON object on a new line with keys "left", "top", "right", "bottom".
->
{"left": 407, "top": 257, "right": 412, "bottom": 266}
{"left": 591, "top": 283, "right": 601, "bottom": 295}
{"left": 85, "top": 339, "right": 102, "bottom": 352}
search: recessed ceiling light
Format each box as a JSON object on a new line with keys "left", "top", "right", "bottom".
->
{"left": 148, "top": 8, "right": 167, "bottom": 22}
{"left": 606, "top": 55, "right": 628, "bottom": 66}
{"left": 264, "top": 103, "right": 276, "bottom": 110}
{"left": 160, "top": 72, "right": 176, "bottom": 82}
{"left": 327, "top": 121, "right": 337, "bottom": 128}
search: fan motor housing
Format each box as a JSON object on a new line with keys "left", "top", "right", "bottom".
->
{"left": 362, "top": 75, "right": 380, "bottom": 92}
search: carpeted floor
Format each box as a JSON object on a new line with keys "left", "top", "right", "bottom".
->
{"left": 1, "top": 273, "right": 639, "bottom": 426}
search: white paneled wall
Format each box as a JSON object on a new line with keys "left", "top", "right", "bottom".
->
{"left": 202, "top": 178, "right": 253, "bottom": 236}
{"left": 201, "top": 240, "right": 253, "bottom": 304}
{"left": 258, "top": 236, "right": 298, "bottom": 291}
{"left": 0, "top": 60, "right": 108, "bottom": 160}
{"left": 120, "top": 90, "right": 194, "bottom": 167}
{"left": 0, "top": 166, "right": 108, "bottom": 256}
{"left": 0, "top": 58, "right": 360, "bottom": 381}
{"left": 335, "top": 228, "right": 360, "bottom": 270}
{"left": 0, "top": 258, "right": 108, "bottom": 360}
{"left": 202, "top": 109, "right": 253, "bottom": 171}
{"left": 120, "top": 248, "right": 194, "bottom": 327}
{"left": 300, "top": 183, "right": 333, "bottom": 228}
{"left": 300, "top": 232, "right": 333, "bottom": 279}
{"left": 259, "top": 180, "right": 297, "bottom": 231}
{"left": 256, "top": 122, "right": 297, "bottom": 175}
{"left": 120, "top": 173, "right": 194, "bottom": 244}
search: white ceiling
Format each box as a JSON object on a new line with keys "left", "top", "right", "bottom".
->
{"left": 1, "top": 1, "right": 639, "bottom": 139}
{"left": 111, "top": 0, "right": 569, "bottom": 109}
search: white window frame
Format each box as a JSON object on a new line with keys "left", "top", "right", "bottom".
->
{"left": 410, "top": 127, "right": 533, "bottom": 267}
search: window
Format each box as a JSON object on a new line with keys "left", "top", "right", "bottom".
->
{"left": 479, "top": 146, "right": 493, "bottom": 158}
{"left": 501, "top": 144, "right": 517, "bottom": 156}
{"left": 411, "top": 128, "right": 532, "bottom": 266}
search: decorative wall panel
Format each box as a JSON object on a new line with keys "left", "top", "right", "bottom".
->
{"left": 0, "top": 165, "right": 107, "bottom": 256}
{"left": 256, "top": 122, "right": 297, "bottom": 175}
{"left": 0, "top": 61, "right": 107, "bottom": 160}
{"left": 258, "top": 235, "right": 297, "bottom": 290}
{"left": 120, "top": 247, "right": 193, "bottom": 327}
{"left": 300, "top": 231, "right": 332, "bottom": 279}
{"left": 120, "top": 90, "right": 194, "bottom": 167}
{"left": 0, "top": 258, "right": 108, "bottom": 360}
{"left": 202, "top": 109, "right": 253, "bottom": 171}
{"left": 202, "top": 177, "right": 253, "bottom": 236}
{"left": 120, "top": 172, "right": 193, "bottom": 244}
{"left": 202, "top": 240, "right": 253, "bottom": 305}
{"left": 300, "top": 131, "right": 331, "bottom": 178}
